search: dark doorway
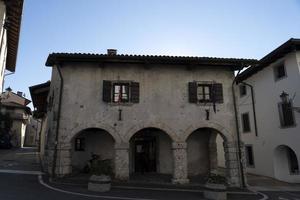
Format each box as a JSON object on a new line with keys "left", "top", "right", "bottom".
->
{"left": 134, "top": 134, "right": 156, "bottom": 173}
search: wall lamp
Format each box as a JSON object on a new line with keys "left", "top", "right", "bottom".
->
{"left": 280, "top": 91, "right": 300, "bottom": 113}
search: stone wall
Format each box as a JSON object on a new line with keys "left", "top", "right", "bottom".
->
{"left": 44, "top": 62, "right": 245, "bottom": 187}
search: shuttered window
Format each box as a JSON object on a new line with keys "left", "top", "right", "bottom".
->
{"left": 242, "top": 113, "right": 251, "bottom": 133}
{"left": 278, "top": 102, "right": 295, "bottom": 127}
{"left": 103, "top": 80, "right": 139, "bottom": 104}
{"left": 239, "top": 84, "right": 247, "bottom": 97}
{"left": 188, "top": 82, "right": 223, "bottom": 103}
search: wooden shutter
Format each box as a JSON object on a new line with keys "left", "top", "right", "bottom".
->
{"left": 281, "top": 102, "right": 294, "bottom": 126}
{"left": 188, "top": 82, "right": 197, "bottom": 103}
{"left": 212, "top": 83, "right": 223, "bottom": 103}
{"left": 102, "top": 80, "right": 112, "bottom": 102}
{"left": 130, "top": 82, "right": 140, "bottom": 103}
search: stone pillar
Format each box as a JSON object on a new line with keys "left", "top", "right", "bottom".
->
{"left": 114, "top": 142, "right": 129, "bottom": 181}
{"left": 172, "top": 142, "right": 189, "bottom": 184}
{"left": 44, "top": 142, "right": 72, "bottom": 176}
{"left": 224, "top": 141, "right": 245, "bottom": 187}
{"left": 55, "top": 142, "right": 72, "bottom": 176}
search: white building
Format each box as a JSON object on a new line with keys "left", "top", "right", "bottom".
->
{"left": 0, "top": 0, "right": 23, "bottom": 92}
{"left": 237, "top": 38, "right": 300, "bottom": 183}
{"left": 41, "top": 50, "right": 257, "bottom": 187}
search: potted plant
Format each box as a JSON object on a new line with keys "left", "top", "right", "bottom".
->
{"left": 203, "top": 173, "right": 227, "bottom": 200}
{"left": 88, "top": 158, "right": 113, "bottom": 192}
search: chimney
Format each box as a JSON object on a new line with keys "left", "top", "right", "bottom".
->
{"left": 17, "top": 91, "right": 23, "bottom": 97}
{"left": 107, "top": 49, "right": 117, "bottom": 56}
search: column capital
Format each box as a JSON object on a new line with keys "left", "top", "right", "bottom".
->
{"left": 172, "top": 142, "right": 187, "bottom": 149}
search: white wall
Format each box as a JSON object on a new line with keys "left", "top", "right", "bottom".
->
{"left": 0, "top": 1, "right": 7, "bottom": 92}
{"left": 238, "top": 51, "right": 300, "bottom": 182}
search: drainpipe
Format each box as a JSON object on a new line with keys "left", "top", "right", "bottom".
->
{"left": 2, "top": 72, "right": 14, "bottom": 92}
{"left": 240, "top": 82, "right": 258, "bottom": 137}
{"left": 232, "top": 68, "right": 246, "bottom": 188}
{"left": 51, "top": 64, "right": 64, "bottom": 178}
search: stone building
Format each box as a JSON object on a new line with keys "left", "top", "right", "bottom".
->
{"left": 43, "top": 50, "right": 257, "bottom": 187}
{"left": 0, "top": 90, "right": 31, "bottom": 147}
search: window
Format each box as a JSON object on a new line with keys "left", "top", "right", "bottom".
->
{"left": 103, "top": 80, "right": 139, "bottom": 104}
{"left": 75, "top": 138, "right": 85, "bottom": 151}
{"left": 113, "top": 83, "right": 129, "bottom": 103}
{"left": 239, "top": 84, "right": 247, "bottom": 97}
{"left": 188, "top": 82, "right": 223, "bottom": 103}
{"left": 245, "top": 145, "right": 255, "bottom": 167}
{"left": 278, "top": 102, "right": 295, "bottom": 127}
{"left": 197, "top": 84, "right": 211, "bottom": 102}
{"left": 274, "top": 64, "right": 286, "bottom": 80}
{"left": 241, "top": 113, "right": 251, "bottom": 133}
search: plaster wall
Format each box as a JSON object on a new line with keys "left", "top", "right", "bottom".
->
{"left": 187, "top": 129, "right": 210, "bottom": 175}
{"left": 49, "top": 62, "right": 237, "bottom": 146}
{"left": 0, "top": 1, "right": 6, "bottom": 92}
{"left": 238, "top": 51, "right": 300, "bottom": 182}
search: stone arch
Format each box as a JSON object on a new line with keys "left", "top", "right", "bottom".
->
{"left": 65, "top": 122, "right": 122, "bottom": 144}
{"left": 128, "top": 127, "right": 174, "bottom": 175}
{"left": 274, "top": 145, "right": 300, "bottom": 182}
{"left": 182, "top": 121, "right": 233, "bottom": 142}
{"left": 124, "top": 122, "right": 179, "bottom": 142}
{"left": 70, "top": 127, "right": 116, "bottom": 173}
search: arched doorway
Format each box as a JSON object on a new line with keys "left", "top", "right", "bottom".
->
{"left": 186, "top": 128, "right": 227, "bottom": 183}
{"left": 71, "top": 128, "right": 115, "bottom": 173}
{"left": 129, "top": 128, "right": 173, "bottom": 179}
{"left": 274, "top": 145, "right": 299, "bottom": 182}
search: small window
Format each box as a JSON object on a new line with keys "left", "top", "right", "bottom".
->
{"left": 278, "top": 102, "right": 295, "bottom": 127}
{"left": 188, "top": 82, "right": 223, "bottom": 103}
{"left": 245, "top": 145, "right": 255, "bottom": 167}
{"left": 197, "top": 84, "right": 212, "bottom": 102}
{"left": 239, "top": 84, "right": 247, "bottom": 97}
{"left": 103, "top": 80, "right": 139, "bottom": 104}
{"left": 274, "top": 64, "right": 286, "bottom": 80}
{"left": 242, "top": 113, "right": 251, "bottom": 133}
{"left": 113, "top": 83, "right": 130, "bottom": 103}
{"left": 75, "top": 138, "right": 85, "bottom": 151}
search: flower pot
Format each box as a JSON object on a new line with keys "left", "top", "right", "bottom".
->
{"left": 204, "top": 183, "right": 227, "bottom": 200}
{"left": 88, "top": 175, "right": 111, "bottom": 192}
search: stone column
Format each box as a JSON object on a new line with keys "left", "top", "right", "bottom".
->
{"left": 172, "top": 142, "right": 189, "bottom": 184}
{"left": 224, "top": 141, "right": 246, "bottom": 187}
{"left": 55, "top": 142, "right": 72, "bottom": 176}
{"left": 114, "top": 142, "right": 129, "bottom": 181}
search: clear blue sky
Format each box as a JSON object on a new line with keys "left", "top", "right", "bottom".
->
{"left": 4, "top": 0, "right": 300, "bottom": 105}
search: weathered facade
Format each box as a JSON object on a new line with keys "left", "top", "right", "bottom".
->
{"left": 43, "top": 51, "right": 257, "bottom": 187}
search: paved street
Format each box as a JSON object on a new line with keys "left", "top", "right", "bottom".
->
{"left": 0, "top": 147, "right": 299, "bottom": 200}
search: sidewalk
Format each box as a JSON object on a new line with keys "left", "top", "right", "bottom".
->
{"left": 247, "top": 173, "right": 300, "bottom": 191}
{"left": 0, "top": 147, "right": 40, "bottom": 171}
